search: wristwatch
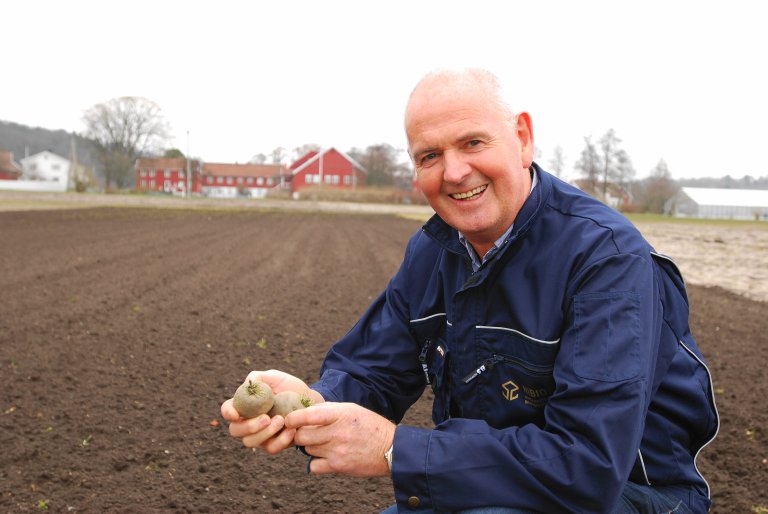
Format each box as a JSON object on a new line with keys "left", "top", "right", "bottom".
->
{"left": 384, "top": 444, "right": 394, "bottom": 472}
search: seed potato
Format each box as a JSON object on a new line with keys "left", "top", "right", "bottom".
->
{"left": 232, "top": 379, "right": 274, "bottom": 418}
{"left": 267, "top": 390, "right": 313, "bottom": 417}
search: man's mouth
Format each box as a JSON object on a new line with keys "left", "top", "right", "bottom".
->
{"left": 450, "top": 184, "right": 487, "bottom": 200}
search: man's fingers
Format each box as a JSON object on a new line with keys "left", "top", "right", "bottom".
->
{"left": 220, "top": 398, "right": 241, "bottom": 422}
{"left": 241, "top": 415, "right": 286, "bottom": 448}
{"left": 308, "top": 456, "right": 334, "bottom": 475}
{"left": 229, "top": 413, "right": 271, "bottom": 438}
{"left": 284, "top": 403, "right": 340, "bottom": 429}
{"left": 261, "top": 426, "right": 297, "bottom": 455}
{"left": 249, "top": 369, "right": 282, "bottom": 389}
{"left": 293, "top": 424, "right": 334, "bottom": 448}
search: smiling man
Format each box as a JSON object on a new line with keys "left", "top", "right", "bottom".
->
{"left": 405, "top": 70, "right": 534, "bottom": 259}
{"left": 222, "top": 68, "right": 718, "bottom": 514}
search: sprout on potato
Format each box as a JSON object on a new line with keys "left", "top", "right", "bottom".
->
{"left": 232, "top": 380, "right": 274, "bottom": 418}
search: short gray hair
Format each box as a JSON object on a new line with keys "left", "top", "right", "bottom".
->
{"left": 407, "top": 67, "right": 518, "bottom": 128}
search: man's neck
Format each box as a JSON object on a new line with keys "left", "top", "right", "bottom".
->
{"left": 458, "top": 166, "right": 537, "bottom": 268}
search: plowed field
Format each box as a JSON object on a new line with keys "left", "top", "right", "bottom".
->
{"left": 0, "top": 207, "right": 765, "bottom": 513}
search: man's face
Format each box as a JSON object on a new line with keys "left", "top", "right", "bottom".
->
{"left": 406, "top": 83, "right": 534, "bottom": 255}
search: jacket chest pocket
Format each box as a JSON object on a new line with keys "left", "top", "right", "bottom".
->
{"left": 410, "top": 315, "right": 450, "bottom": 424}
{"left": 468, "top": 326, "right": 559, "bottom": 429}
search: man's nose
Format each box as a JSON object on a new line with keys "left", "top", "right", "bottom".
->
{"left": 443, "top": 151, "right": 472, "bottom": 183}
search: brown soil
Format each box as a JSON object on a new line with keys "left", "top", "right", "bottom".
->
{"left": 0, "top": 208, "right": 765, "bottom": 513}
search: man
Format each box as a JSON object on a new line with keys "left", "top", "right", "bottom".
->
{"left": 222, "top": 68, "right": 718, "bottom": 513}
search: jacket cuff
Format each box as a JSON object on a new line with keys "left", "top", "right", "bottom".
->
{"left": 309, "top": 381, "right": 341, "bottom": 403}
{"left": 392, "top": 425, "right": 433, "bottom": 511}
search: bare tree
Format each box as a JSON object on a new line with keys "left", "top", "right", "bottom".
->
{"left": 347, "top": 143, "right": 408, "bottom": 187}
{"left": 599, "top": 129, "right": 621, "bottom": 198}
{"left": 574, "top": 136, "right": 601, "bottom": 193}
{"left": 250, "top": 153, "right": 267, "bottom": 164}
{"left": 614, "top": 148, "right": 635, "bottom": 187}
{"left": 292, "top": 144, "right": 322, "bottom": 163}
{"left": 82, "top": 97, "right": 169, "bottom": 189}
{"left": 270, "top": 147, "right": 288, "bottom": 164}
{"left": 548, "top": 145, "right": 565, "bottom": 178}
{"left": 637, "top": 159, "right": 678, "bottom": 214}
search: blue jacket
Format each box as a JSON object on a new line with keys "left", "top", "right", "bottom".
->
{"left": 311, "top": 164, "right": 719, "bottom": 513}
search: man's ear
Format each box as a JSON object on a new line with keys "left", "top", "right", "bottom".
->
{"left": 516, "top": 112, "right": 534, "bottom": 167}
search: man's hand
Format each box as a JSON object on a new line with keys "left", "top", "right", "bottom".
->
{"left": 220, "top": 369, "right": 325, "bottom": 454}
{"left": 285, "top": 402, "right": 396, "bottom": 477}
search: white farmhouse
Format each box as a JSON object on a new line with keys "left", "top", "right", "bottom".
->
{"left": 20, "top": 150, "right": 71, "bottom": 183}
{"left": 667, "top": 187, "right": 768, "bottom": 220}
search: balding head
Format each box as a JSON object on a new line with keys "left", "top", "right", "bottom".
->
{"left": 405, "top": 68, "right": 517, "bottom": 134}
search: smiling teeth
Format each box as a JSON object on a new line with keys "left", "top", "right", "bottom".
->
{"left": 451, "top": 185, "right": 487, "bottom": 200}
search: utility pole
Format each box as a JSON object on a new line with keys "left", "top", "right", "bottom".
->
{"left": 69, "top": 135, "right": 78, "bottom": 191}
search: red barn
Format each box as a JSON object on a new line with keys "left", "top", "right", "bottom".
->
{"left": 135, "top": 158, "right": 202, "bottom": 195}
{"left": 289, "top": 148, "right": 366, "bottom": 194}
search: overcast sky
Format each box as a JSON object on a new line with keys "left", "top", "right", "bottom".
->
{"left": 2, "top": 0, "right": 766, "bottom": 180}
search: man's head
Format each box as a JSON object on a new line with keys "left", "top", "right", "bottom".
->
{"left": 405, "top": 68, "right": 534, "bottom": 256}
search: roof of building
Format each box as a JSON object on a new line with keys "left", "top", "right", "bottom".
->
{"left": 202, "top": 162, "right": 287, "bottom": 178}
{"left": 136, "top": 158, "right": 187, "bottom": 170}
{"left": 19, "top": 150, "right": 69, "bottom": 164}
{"left": 681, "top": 187, "right": 768, "bottom": 208}
{"left": 290, "top": 148, "right": 367, "bottom": 175}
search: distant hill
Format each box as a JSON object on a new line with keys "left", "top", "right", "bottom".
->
{"left": 0, "top": 120, "right": 98, "bottom": 168}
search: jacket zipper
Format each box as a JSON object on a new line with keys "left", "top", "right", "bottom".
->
{"left": 463, "top": 354, "right": 552, "bottom": 384}
{"left": 462, "top": 355, "right": 504, "bottom": 384}
{"left": 419, "top": 338, "right": 432, "bottom": 385}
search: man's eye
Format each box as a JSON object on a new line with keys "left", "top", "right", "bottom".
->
{"left": 467, "top": 140, "right": 482, "bottom": 148}
{"left": 421, "top": 153, "right": 438, "bottom": 165}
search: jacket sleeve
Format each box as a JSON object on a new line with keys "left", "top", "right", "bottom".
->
{"left": 391, "top": 253, "right": 662, "bottom": 513}
{"left": 310, "top": 237, "right": 425, "bottom": 423}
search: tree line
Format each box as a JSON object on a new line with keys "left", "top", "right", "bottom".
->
{"left": 3, "top": 97, "right": 767, "bottom": 214}
{"left": 550, "top": 128, "right": 768, "bottom": 213}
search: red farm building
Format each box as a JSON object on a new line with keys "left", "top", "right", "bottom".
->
{"left": 288, "top": 148, "right": 366, "bottom": 195}
{"left": 200, "top": 162, "right": 288, "bottom": 198}
{"left": 135, "top": 158, "right": 202, "bottom": 195}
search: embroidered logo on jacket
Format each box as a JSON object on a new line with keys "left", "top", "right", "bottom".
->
{"left": 502, "top": 380, "right": 519, "bottom": 401}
